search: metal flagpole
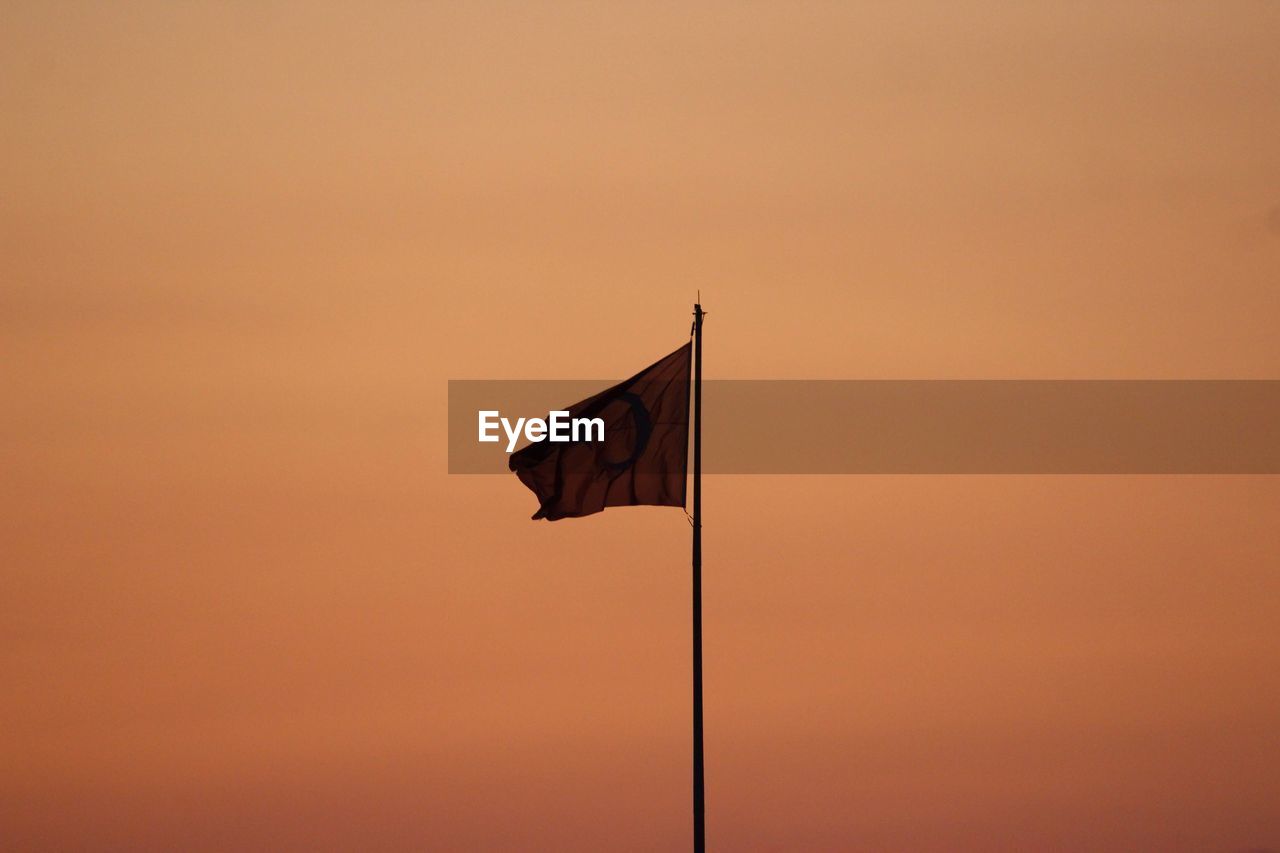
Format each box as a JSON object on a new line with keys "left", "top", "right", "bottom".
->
{"left": 692, "top": 300, "right": 705, "bottom": 852}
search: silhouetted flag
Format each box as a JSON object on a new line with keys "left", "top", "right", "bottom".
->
{"left": 510, "top": 343, "right": 692, "bottom": 520}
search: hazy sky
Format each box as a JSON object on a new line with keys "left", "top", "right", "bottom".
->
{"left": 3, "top": 2, "right": 1279, "bottom": 850}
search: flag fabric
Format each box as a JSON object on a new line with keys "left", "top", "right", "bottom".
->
{"left": 510, "top": 343, "right": 692, "bottom": 520}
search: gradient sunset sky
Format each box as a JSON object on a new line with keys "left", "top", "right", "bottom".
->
{"left": 4, "top": 2, "right": 1280, "bottom": 850}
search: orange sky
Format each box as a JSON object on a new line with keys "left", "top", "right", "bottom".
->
{"left": 3, "top": 3, "right": 1280, "bottom": 850}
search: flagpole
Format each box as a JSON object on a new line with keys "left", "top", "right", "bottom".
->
{"left": 692, "top": 301, "right": 705, "bottom": 853}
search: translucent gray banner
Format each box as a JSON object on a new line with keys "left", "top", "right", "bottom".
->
{"left": 448, "top": 380, "right": 1280, "bottom": 474}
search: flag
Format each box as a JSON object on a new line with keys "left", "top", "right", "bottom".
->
{"left": 509, "top": 343, "right": 692, "bottom": 520}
